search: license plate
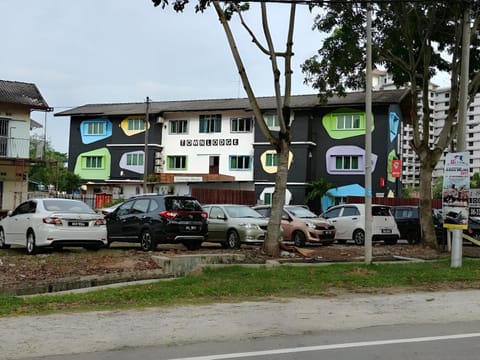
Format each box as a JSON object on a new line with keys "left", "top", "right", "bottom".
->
{"left": 381, "top": 228, "right": 392, "bottom": 233}
{"left": 69, "top": 221, "right": 88, "bottom": 227}
{"left": 185, "top": 225, "right": 197, "bottom": 231}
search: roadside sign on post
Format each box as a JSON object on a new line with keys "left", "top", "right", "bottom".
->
{"left": 469, "top": 189, "right": 480, "bottom": 217}
{"left": 442, "top": 152, "right": 470, "bottom": 230}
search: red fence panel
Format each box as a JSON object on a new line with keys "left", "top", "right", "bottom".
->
{"left": 192, "top": 188, "right": 256, "bottom": 205}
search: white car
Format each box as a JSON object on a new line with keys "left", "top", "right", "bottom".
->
{"left": 321, "top": 204, "right": 400, "bottom": 245}
{"left": 0, "top": 198, "right": 107, "bottom": 254}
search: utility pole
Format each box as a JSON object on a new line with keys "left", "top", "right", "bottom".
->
{"left": 143, "top": 96, "right": 150, "bottom": 194}
{"left": 451, "top": 6, "right": 471, "bottom": 268}
{"left": 364, "top": 2, "right": 373, "bottom": 264}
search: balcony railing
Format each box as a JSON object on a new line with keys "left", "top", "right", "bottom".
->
{"left": 0, "top": 137, "right": 30, "bottom": 158}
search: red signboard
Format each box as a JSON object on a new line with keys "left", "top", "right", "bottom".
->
{"left": 392, "top": 159, "right": 402, "bottom": 178}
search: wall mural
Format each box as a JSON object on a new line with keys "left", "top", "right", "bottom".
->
{"left": 120, "top": 115, "right": 150, "bottom": 136}
{"left": 325, "top": 145, "right": 378, "bottom": 175}
{"left": 80, "top": 118, "right": 112, "bottom": 144}
{"left": 322, "top": 108, "right": 374, "bottom": 140}
{"left": 260, "top": 150, "right": 293, "bottom": 174}
{"left": 119, "top": 150, "right": 145, "bottom": 174}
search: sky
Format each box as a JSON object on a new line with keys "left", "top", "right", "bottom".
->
{"left": 2, "top": 1, "right": 451, "bottom": 156}
{"left": 1, "top": 0, "right": 326, "bottom": 154}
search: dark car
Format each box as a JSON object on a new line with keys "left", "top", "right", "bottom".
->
{"left": 391, "top": 206, "right": 444, "bottom": 244}
{"left": 104, "top": 194, "right": 208, "bottom": 251}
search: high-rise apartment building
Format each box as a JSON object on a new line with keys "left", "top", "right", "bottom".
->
{"left": 372, "top": 69, "right": 480, "bottom": 188}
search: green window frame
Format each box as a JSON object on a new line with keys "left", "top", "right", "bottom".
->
{"left": 266, "top": 153, "right": 278, "bottom": 166}
{"left": 264, "top": 193, "right": 272, "bottom": 205}
{"left": 231, "top": 117, "right": 252, "bottom": 133}
{"left": 127, "top": 153, "right": 144, "bottom": 166}
{"left": 169, "top": 120, "right": 188, "bottom": 134}
{"left": 86, "top": 121, "right": 105, "bottom": 135}
{"left": 167, "top": 155, "right": 187, "bottom": 170}
{"left": 128, "top": 118, "right": 146, "bottom": 131}
{"left": 229, "top": 155, "right": 251, "bottom": 170}
{"left": 335, "top": 155, "right": 359, "bottom": 170}
{"left": 199, "top": 114, "right": 221, "bottom": 133}
{"left": 336, "top": 114, "right": 362, "bottom": 130}
{"left": 264, "top": 114, "right": 279, "bottom": 130}
{"left": 85, "top": 156, "right": 103, "bottom": 169}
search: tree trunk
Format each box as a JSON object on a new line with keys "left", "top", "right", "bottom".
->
{"left": 263, "top": 138, "right": 289, "bottom": 257}
{"left": 418, "top": 153, "right": 438, "bottom": 249}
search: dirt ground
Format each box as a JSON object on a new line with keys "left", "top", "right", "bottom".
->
{"left": 1, "top": 241, "right": 480, "bottom": 287}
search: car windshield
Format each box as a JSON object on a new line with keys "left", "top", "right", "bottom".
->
{"left": 287, "top": 206, "right": 317, "bottom": 218}
{"left": 43, "top": 199, "right": 95, "bottom": 213}
{"left": 224, "top": 205, "right": 263, "bottom": 218}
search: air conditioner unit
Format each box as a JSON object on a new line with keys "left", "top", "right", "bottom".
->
{"left": 156, "top": 116, "right": 165, "bottom": 124}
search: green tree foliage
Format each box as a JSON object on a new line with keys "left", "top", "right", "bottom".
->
{"left": 302, "top": 1, "right": 480, "bottom": 249}
{"left": 29, "top": 135, "right": 82, "bottom": 193}
{"left": 151, "top": 0, "right": 298, "bottom": 256}
{"left": 304, "top": 178, "right": 335, "bottom": 212}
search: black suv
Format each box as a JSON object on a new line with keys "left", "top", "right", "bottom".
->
{"left": 104, "top": 194, "right": 208, "bottom": 251}
{"left": 391, "top": 206, "right": 444, "bottom": 244}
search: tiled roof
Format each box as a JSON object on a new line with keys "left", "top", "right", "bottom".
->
{"left": 0, "top": 80, "right": 50, "bottom": 110}
{"left": 54, "top": 89, "right": 409, "bottom": 117}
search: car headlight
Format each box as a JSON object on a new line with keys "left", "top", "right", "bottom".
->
{"left": 240, "top": 223, "right": 260, "bottom": 230}
{"left": 305, "top": 222, "right": 316, "bottom": 229}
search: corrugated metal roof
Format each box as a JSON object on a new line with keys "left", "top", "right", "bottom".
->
{"left": 54, "top": 89, "right": 409, "bottom": 117}
{"left": 0, "top": 80, "right": 50, "bottom": 110}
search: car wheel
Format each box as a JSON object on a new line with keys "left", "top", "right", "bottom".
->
{"left": 26, "top": 231, "right": 37, "bottom": 255}
{"left": 0, "top": 228, "right": 10, "bottom": 249}
{"left": 353, "top": 230, "right": 365, "bottom": 246}
{"left": 407, "top": 231, "right": 420, "bottom": 244}
{"left": 183, "top": 241, "right": 202, "bottom": 250}
{"left": 293, "top": 231, "right": 306, "bottom": 247}
{"left": 140, "top": 230, "right": 156, "bottom": 252}
{"left": 226, "top": 230, "right": 241, "bottom": 249}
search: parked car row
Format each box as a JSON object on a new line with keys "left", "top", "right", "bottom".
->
{"left": 2, "top": 194, "right": 425, "bottom": 255}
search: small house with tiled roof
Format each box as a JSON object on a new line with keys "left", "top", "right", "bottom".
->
{"left": 0, "top": 80, "right": 51, "bottom": 210}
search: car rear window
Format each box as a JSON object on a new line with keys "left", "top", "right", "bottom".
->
{"left": 372, "top": 206, "right": 392, "bottom": 216}
{"left": 43, "top": 199, "right": 95, "bottom": 213}
{"left": 165, "top": 197, "right": 203, "bottom": 211}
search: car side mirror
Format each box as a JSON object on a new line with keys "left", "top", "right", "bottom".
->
{"left": 7, "top": 210, "right": 12, "bottom": 217}
{"left": 281, "top": 215, "right": 289, "bottom": 221}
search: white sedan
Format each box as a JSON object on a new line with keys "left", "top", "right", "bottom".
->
{"left": 0, "top": 198, "right": 107, "bottom": 254}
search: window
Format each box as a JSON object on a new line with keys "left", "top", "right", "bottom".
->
{"left": 266, "top": 153, "right": 278, "bottom": 166}
{"left": 86, "top": 121, "right": 105, "bottom": 135}
{"left": 336, "top": 114, "right": 361, "bottom": 130}
{"left": 128, "top": 118, "right": 145, "bottom": 131}
{"left": 85, "top": 156, "right": 103, "bottom": 169}
{"left": 199, "top": 114, "right": 221, "bottom": 133}
{"left": 167, "top": 155, "right": 187, "bottom": 170}
{"left": 342, "top": 206, "right": 360, "bottom": 217}
{"left": 335, "top": 155, "right": 359, "bottom": 170}
{"left": 264, "top": 114, "right": 279, "bottom": 130}
{"left": 264, "top": 193, "right": 272, "bottom": 205}
{"left": 127, "top": 153, "right": 144, "bottom": 166}
{"left": 231, "top": 117, "right": 252, "bottom": 132}
{"left": 170, "top": 120, "right": 188, "bottom": 134}
{"left": 230, "top": 155, "right": 251, "bottom": 170}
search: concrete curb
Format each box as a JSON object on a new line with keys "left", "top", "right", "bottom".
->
{"left": 2, "top": 253, "right": 247, "bottom": 296}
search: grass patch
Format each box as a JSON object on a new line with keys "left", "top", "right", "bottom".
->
{"left": 2, "top": 259, "right": 480, "bottom": 317}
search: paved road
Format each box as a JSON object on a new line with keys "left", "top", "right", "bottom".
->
{"left": 2, "top": 289, "right": 480, "bottom": 360}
